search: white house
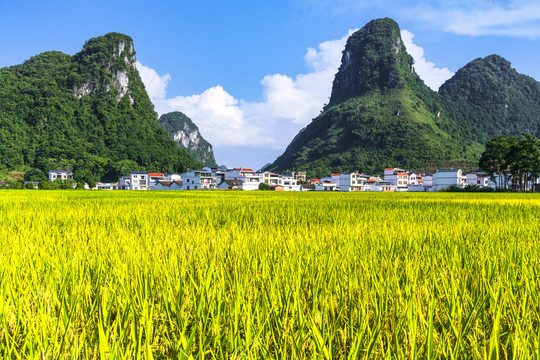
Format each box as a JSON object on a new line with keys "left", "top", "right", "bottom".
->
{"left": 384, "top": 168, "right": 409, "bottom": 191}
{"left": 281, "top": 176, "right": 301, "bottom": 191}
{"left": 181, "top": 170, "right": 216, "bottom": 190}
{"left": 339, "top": 173, "right": 369, "bottom": 192}
{"left": 259, "top": 172, "right": 282, "bottom": 186}
{"left": 361, "top": 179, "right": 396, "bottom": 192}
{"left": 423, "top": 175, "right": 433, "bottom": 187}
{"left": 433, "top": 169, "right": 463, "bottom": 190}
{"left": 315, "top": 182, "right": 337, "bottom": 191}
{"left": 408, "top": 173, "right": 418, "bottom": 185}
{"left": 465, "top": 172, "right": 489, "bottom": 188}
{"left": 225, "top": 168, "right": 260, "bottom": 191}
{"left": 119, "top": 172, "right": 149, "bottom": 190}
{"left": 96, "top": 182, "right": 118, "bottom": 190}
{"left": 48, "top": 170, "right": 73, "bottom": 182}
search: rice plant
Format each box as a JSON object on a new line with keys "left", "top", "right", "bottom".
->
{"left": 0, "top": 190, "right": 539, "bottom": 358}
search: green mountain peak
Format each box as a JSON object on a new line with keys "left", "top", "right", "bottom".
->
{"left": 328, "top": 18, "right": 416, "bottom": 106}
{"left": 0, "top": 32, "right": 199, "bottom": 181}
{"left": 71, "top": 32, "right": 138, "bottom": 102}
{"left": 267, "top": 18, "right": 540, "bottom": 177}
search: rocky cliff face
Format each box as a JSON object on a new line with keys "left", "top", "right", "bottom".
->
{"left": 72, "top": 33, "right": 138, "bottom": 103}
{"left": 158, "top": 112, "right": 217, "bottom": 167}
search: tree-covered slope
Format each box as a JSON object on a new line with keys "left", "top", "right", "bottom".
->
{"left": 0, "top": 33, "right": 199, "bottom": 182}
{"left": 158, "top": 112, "right": 217, "bottom": 167}
{"left": 268, "top": 18, "right": 540, "bottom": 177}
{"left": 439, "top": 54, "right": 540, "bottom": 142}
{"left": 268, "top": 18, "right": 482, "bottom": 176}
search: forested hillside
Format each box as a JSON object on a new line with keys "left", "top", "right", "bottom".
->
{"left": 0, "top": 33, "right": 199, "bottom": 182}
{"left": 267, "top": 18, "right": 540, "bottom": 177}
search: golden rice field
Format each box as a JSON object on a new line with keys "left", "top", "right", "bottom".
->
{"left": 1, "top": 190, "right": 540, "bottom": 359}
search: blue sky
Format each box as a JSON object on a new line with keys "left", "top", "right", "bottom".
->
{"left": 1, "top": 0, "right": 540, "bottom": 169}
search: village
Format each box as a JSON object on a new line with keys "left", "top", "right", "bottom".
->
{"left": 44, "top": 166, "right": 528, "bottom": 192}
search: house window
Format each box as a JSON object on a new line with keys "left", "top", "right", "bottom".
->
{"left": 187, "top": 186, "right": 190, "bottom": 190}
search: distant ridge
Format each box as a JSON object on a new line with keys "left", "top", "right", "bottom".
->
{"left": 159, "top": 111, "right": 217, "bottom": 167}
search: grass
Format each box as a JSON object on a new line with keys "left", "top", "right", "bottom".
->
{"left": 0, "top": 190, "right": 539, "bottom": 358}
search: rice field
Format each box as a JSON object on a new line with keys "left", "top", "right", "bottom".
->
{"left": 1, "top": 190, "right": 539, "bottom": 358}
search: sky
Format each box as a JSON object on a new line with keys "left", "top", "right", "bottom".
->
{"left": 1, "top": 0, "right": 540, "bottom": 169}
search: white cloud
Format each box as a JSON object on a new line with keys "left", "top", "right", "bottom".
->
{"left": 416, "top": 1, "right": 540, "bottom": 37}
{"left": 138, "top": 30, "right": 355, "bottom": 152}
{"left": 401, "top": 30, "right": 454, "bottom": 91}
{"left": 138, "top": 28, "right": 456, "bottom": 166}
{"left": 135, "top": 61, "right": 170, "bottom": 101}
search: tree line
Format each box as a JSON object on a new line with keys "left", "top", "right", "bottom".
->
{"left": 479, "top": 133, "right": 540, "bottom": 191}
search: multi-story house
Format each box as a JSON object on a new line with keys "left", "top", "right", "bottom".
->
{"left": 48, "top": 170, "right": 73, "bottom": 182}
{"left": 433, "top": 169, "right": 463, "bottom": 190}
{"left": 465, "top": 172, "right": 489, "bottom": 188}
{"left": 384, "top": 168, "right": 409, "bottom": 190}
{"left": 260, "top": 172, "right": 282, "bottom": 186}
{"left": 339, "top": 172, "right": 369, "bottom": 192}
{"left": 119, "top": 172, "right": 149, "bottom": 190}
{"left": 281, "top": 175, "right": 301, "bottom": 191}
{"left": 224, "top": 168, "right": 260, "bottom": 191}
{"left": 181, "top": 170, "right": 216, "bottom": 190}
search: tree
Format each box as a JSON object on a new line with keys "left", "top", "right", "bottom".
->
{"left": 64, "top": 178, "right": 77, "bottom": 189}
{"left": 258, "top": 183, "right": 270, "bottom": 191}
{"left": 24, "top": 168, "right": 46, "bottom": 182}
{"left": 25, "top": 182, "right": 35, "bottom": 189}
{"left": 507, "top": 134, "right": 540, "bottom": 192}
{"left": 479, "top": 135, "right": 517, "bottom": 189}
{"left": 38, "top": 180, "right": 51, "bottom": 190}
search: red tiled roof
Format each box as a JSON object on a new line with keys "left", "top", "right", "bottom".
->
{"left": 158, "top": 180, "right": 173, "bottom": 186}
{"left": 149, "top": 173, "right": 164, "bottom": 177}
{"left": 332, "top": 173, "right": 340, "bottom": 176}
{"left": 234, "top": 168, "right": 255, "bottom": 172}
{"left": 385, "top": 168, "right": 396, "bottom": 170}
